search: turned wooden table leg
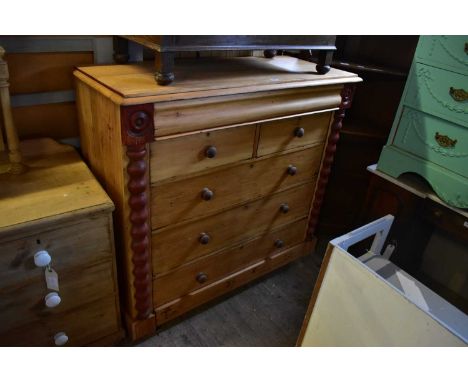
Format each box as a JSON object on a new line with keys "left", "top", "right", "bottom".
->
{"left": 155, "top": 51, "right": 175, "bottom": 86}
{"left": 316, "top": 50, "right": 333, "bottom": 74}
{"left": 0, "top": 46, "right": 25, "bottom": 174}
{"left": 113, "top": 36, "right": 130, "bottom": 64}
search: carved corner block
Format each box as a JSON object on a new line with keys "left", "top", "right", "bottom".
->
{"left": 307, "top": 84, "right": 356, "bottom": 238}
{"left": 121, "top": 104, "right": 154, "bottom": 321}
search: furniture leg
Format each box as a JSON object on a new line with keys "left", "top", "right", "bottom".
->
{"left": 316, "top": 50, "right": 333, "bottom": 74}
{"left": 155, "top": 51, "right": 175, "bottom": 86}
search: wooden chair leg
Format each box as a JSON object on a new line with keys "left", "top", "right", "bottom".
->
{"left": 0, "top": 46, "right": 25, "bottom": 174}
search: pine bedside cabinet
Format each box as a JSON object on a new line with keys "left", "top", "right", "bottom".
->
{"left": 378, "top": 36, "right": 468, "bottom": 208}
{"left": 74, "top": 56, "right": 361, "bottom": 341}
{"left": 0, "top": 139, "right": 123, "bottom": 346}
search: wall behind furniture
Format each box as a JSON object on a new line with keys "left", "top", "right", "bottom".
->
{"left": 0, "top": 36, "right": 115, "bottom": 145}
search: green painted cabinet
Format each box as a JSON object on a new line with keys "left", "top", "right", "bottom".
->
{"left": 378, "top": 36, "right": 468, "bottom": 208}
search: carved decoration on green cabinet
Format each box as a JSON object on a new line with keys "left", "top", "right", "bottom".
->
{"left": 428, "top": 36, "right": 468, "bottom": 66}
{"left": 406, "top": 111, "right": 468, "bottom": 157}
{"left": 416, "top": 67, "right": 468, "bottom": 114}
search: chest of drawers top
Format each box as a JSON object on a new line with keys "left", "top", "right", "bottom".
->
{"left": 75, "top": 56, "right": 360, "bottom": 102}
{"left": 0, "top": 138, "right": 113, "bottom": 239}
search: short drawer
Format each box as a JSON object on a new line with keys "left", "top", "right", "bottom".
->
{"left": 257, "top": 112, "right": 331, "bottom": 156}
{"left": 0, "top": 261, "right": 116, "bottom": 334}
{"left": 153, "top": 219, "right": 308, "bottom": 306}
{"left": 150, "top": 124, "right": 256, "bottom": 183}
{"left": 0, "top": 214, "right": 114, "bottom": 291}
{"left": 392, "top": 107, "right": 468, "bottom": 177}
{"left": 404, "top": 62, "right": 468, "bottom": 126}
{"left": 151, "top": 145, "right": 323, "bottom": 229}
{"left": 0, "top": 296, "right": 120, "bottom": 346}
{"left": 152, "top": 182, "right": 315, "bottom": 274}
{"left": 416, "top": 36, "right": 468, "bottom": 75}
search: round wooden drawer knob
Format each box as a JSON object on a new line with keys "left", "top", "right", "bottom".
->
{"left": 44, "top": 292, "right": 61, "bottom": 308}
{"left": 54, "top": 332, "right": 69, "bottom": 346}
{"left": 294, "top": 127, "right": 305, "bottom": 138}
{"left": 34, "top": 250, "right": 51, "bottom": 267}
{"left": 199, "top": 233, "right": 211, "bottom": 244}
{"left": 275, "top": 239, "right": 284, "bottom": 248}
{"left": 205, "top": 146, "right": 217, "bottom": 158}
{"left": 201, "top": 188, "right": 214, "bottom": 201}
{"left": 196, "top": 272, "right": 208, "bottom": 284}
{"left": 280, "top": 203, "right": 289, "bottom": 214}
{"left": 287, "top": 165, "right": 297, "bottom": 176}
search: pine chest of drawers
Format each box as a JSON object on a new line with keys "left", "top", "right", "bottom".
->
{"left": 74, "top": 56, "right": 361, "bottom": 340}
{"left": 0, "top": 139, "right": 123, "bottom": 346}
{"left": 378, "top": 36, "right": 468, "bottom": 208}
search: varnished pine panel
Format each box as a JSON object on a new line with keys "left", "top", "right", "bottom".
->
{"left": 0, "top": 214, "right": 114, "bottom": 291}
{"left": 152, "top": 182, "right": 315, "bottom": 274}
{"left": 6, "top": 52, "right": 93, "bottom": 94}
{"left": 257, "top": 112, "right": 331, "bottom": 156}
{"left": 154, "top": 87, "right": 341, "bottom": 137}
{"left": 150, "top": 124, "right": 255, "bottom": 182}
{"left": 154, "top": 219, "right": 308, "bottom": 305}
{"left": 0, "top": 261, "right": 116, "bottom": 334}
{"left": 12, "top": 102, "right": 79, "bottom": 139}
{"left": 0, "top": 296, "right": 120, "bottom": 346}
{"left": 155, "top": 242, "right": 309, "bottom": 325}
{"left": 151, "top": 146, "right": 323, "bottom": 229}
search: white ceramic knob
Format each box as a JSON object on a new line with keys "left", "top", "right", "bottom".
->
{"left": 34, "top": 250, "right": 51, "bottom": 267}
{"left": 44, "top": 292, "right": 61, "bottom": 308}
{"left": 54, "top": 332, "right": 68, "bottom": 346}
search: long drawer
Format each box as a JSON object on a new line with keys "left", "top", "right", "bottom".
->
{"left": 0, "top": 296, "right": 120, "bottom": 346}
{"left": 0, "top": 215, "right": 114, "bottom": 291}
{"left": 151, "top": 146, "right": 323, "bottom": 229}
{"left": 154, "top": 218, "right": 308, "bottom": 305}
{"left": 150, "top": 124, "right": 256, "bottom": 183}
{"left": 0, "top": 261, "right": 116, "bottom": 334}
{"left": 152, "top": 182, "right": 315, "bottom": 274}
{"left": 155, "top": 242, "right": 308, "bottom": 325}
{"left": 257, "top": 112, "right": 331, "bottom": 156}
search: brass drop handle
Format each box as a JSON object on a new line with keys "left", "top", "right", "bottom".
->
{"left": 287, "top": 165, "right": 297, "bottom": 176}
{"left": 199, "top": 233, "right": 211, "bottom": 244}
{"left": 449, "top": 87, "right": 468, "bottom": 102}
{"left": 201, "top": 187, "right": 214, "bottom": 201}
{"left": 294, "top": 127, "right": 305, "bottom": 138}
{"left": 280, "top": 203, "right": 289, "bottom": 214}
{"left": 196, "top": 272, "right": 208, "bottom": 284}
{"left": 274, "top": 239, "right": 284, "bottom": 249}
{"left": 435, "top": 132, "right": 457, "bottom": 148}
{"left": 205, "top": 146, "right": 217, "bottom": 158}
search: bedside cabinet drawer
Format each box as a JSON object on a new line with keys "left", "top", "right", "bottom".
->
{"left": 393, "top": 108, "right": 468, "bottom": 178}
{"left": 416, "top": 36, "right": 468, "bottom": 75}
{"left": 154, "top": 219, "right": 308, "bottom": 306}
{"left": 0, "top": 261, "right": 116, "bottom": 335}
{"left": 0, "top": 297, "right": 120, "bottom": 346}
{"left": 150, "top": 124, "right": 255, "bottom": 182}
{"left": 0, "top": 215, "right": 114, "bottom": 291}
{"left": 257, "top": 112, "right": 331, "bottom": 156}
{"left": 153, "top": 182, "right": 315, "bottom": 274}
{"left": 404, "top": 63, "right": 468, "bottom": 126}
{"left": 151, "top": 145, "right": 323, "bottom": 229}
